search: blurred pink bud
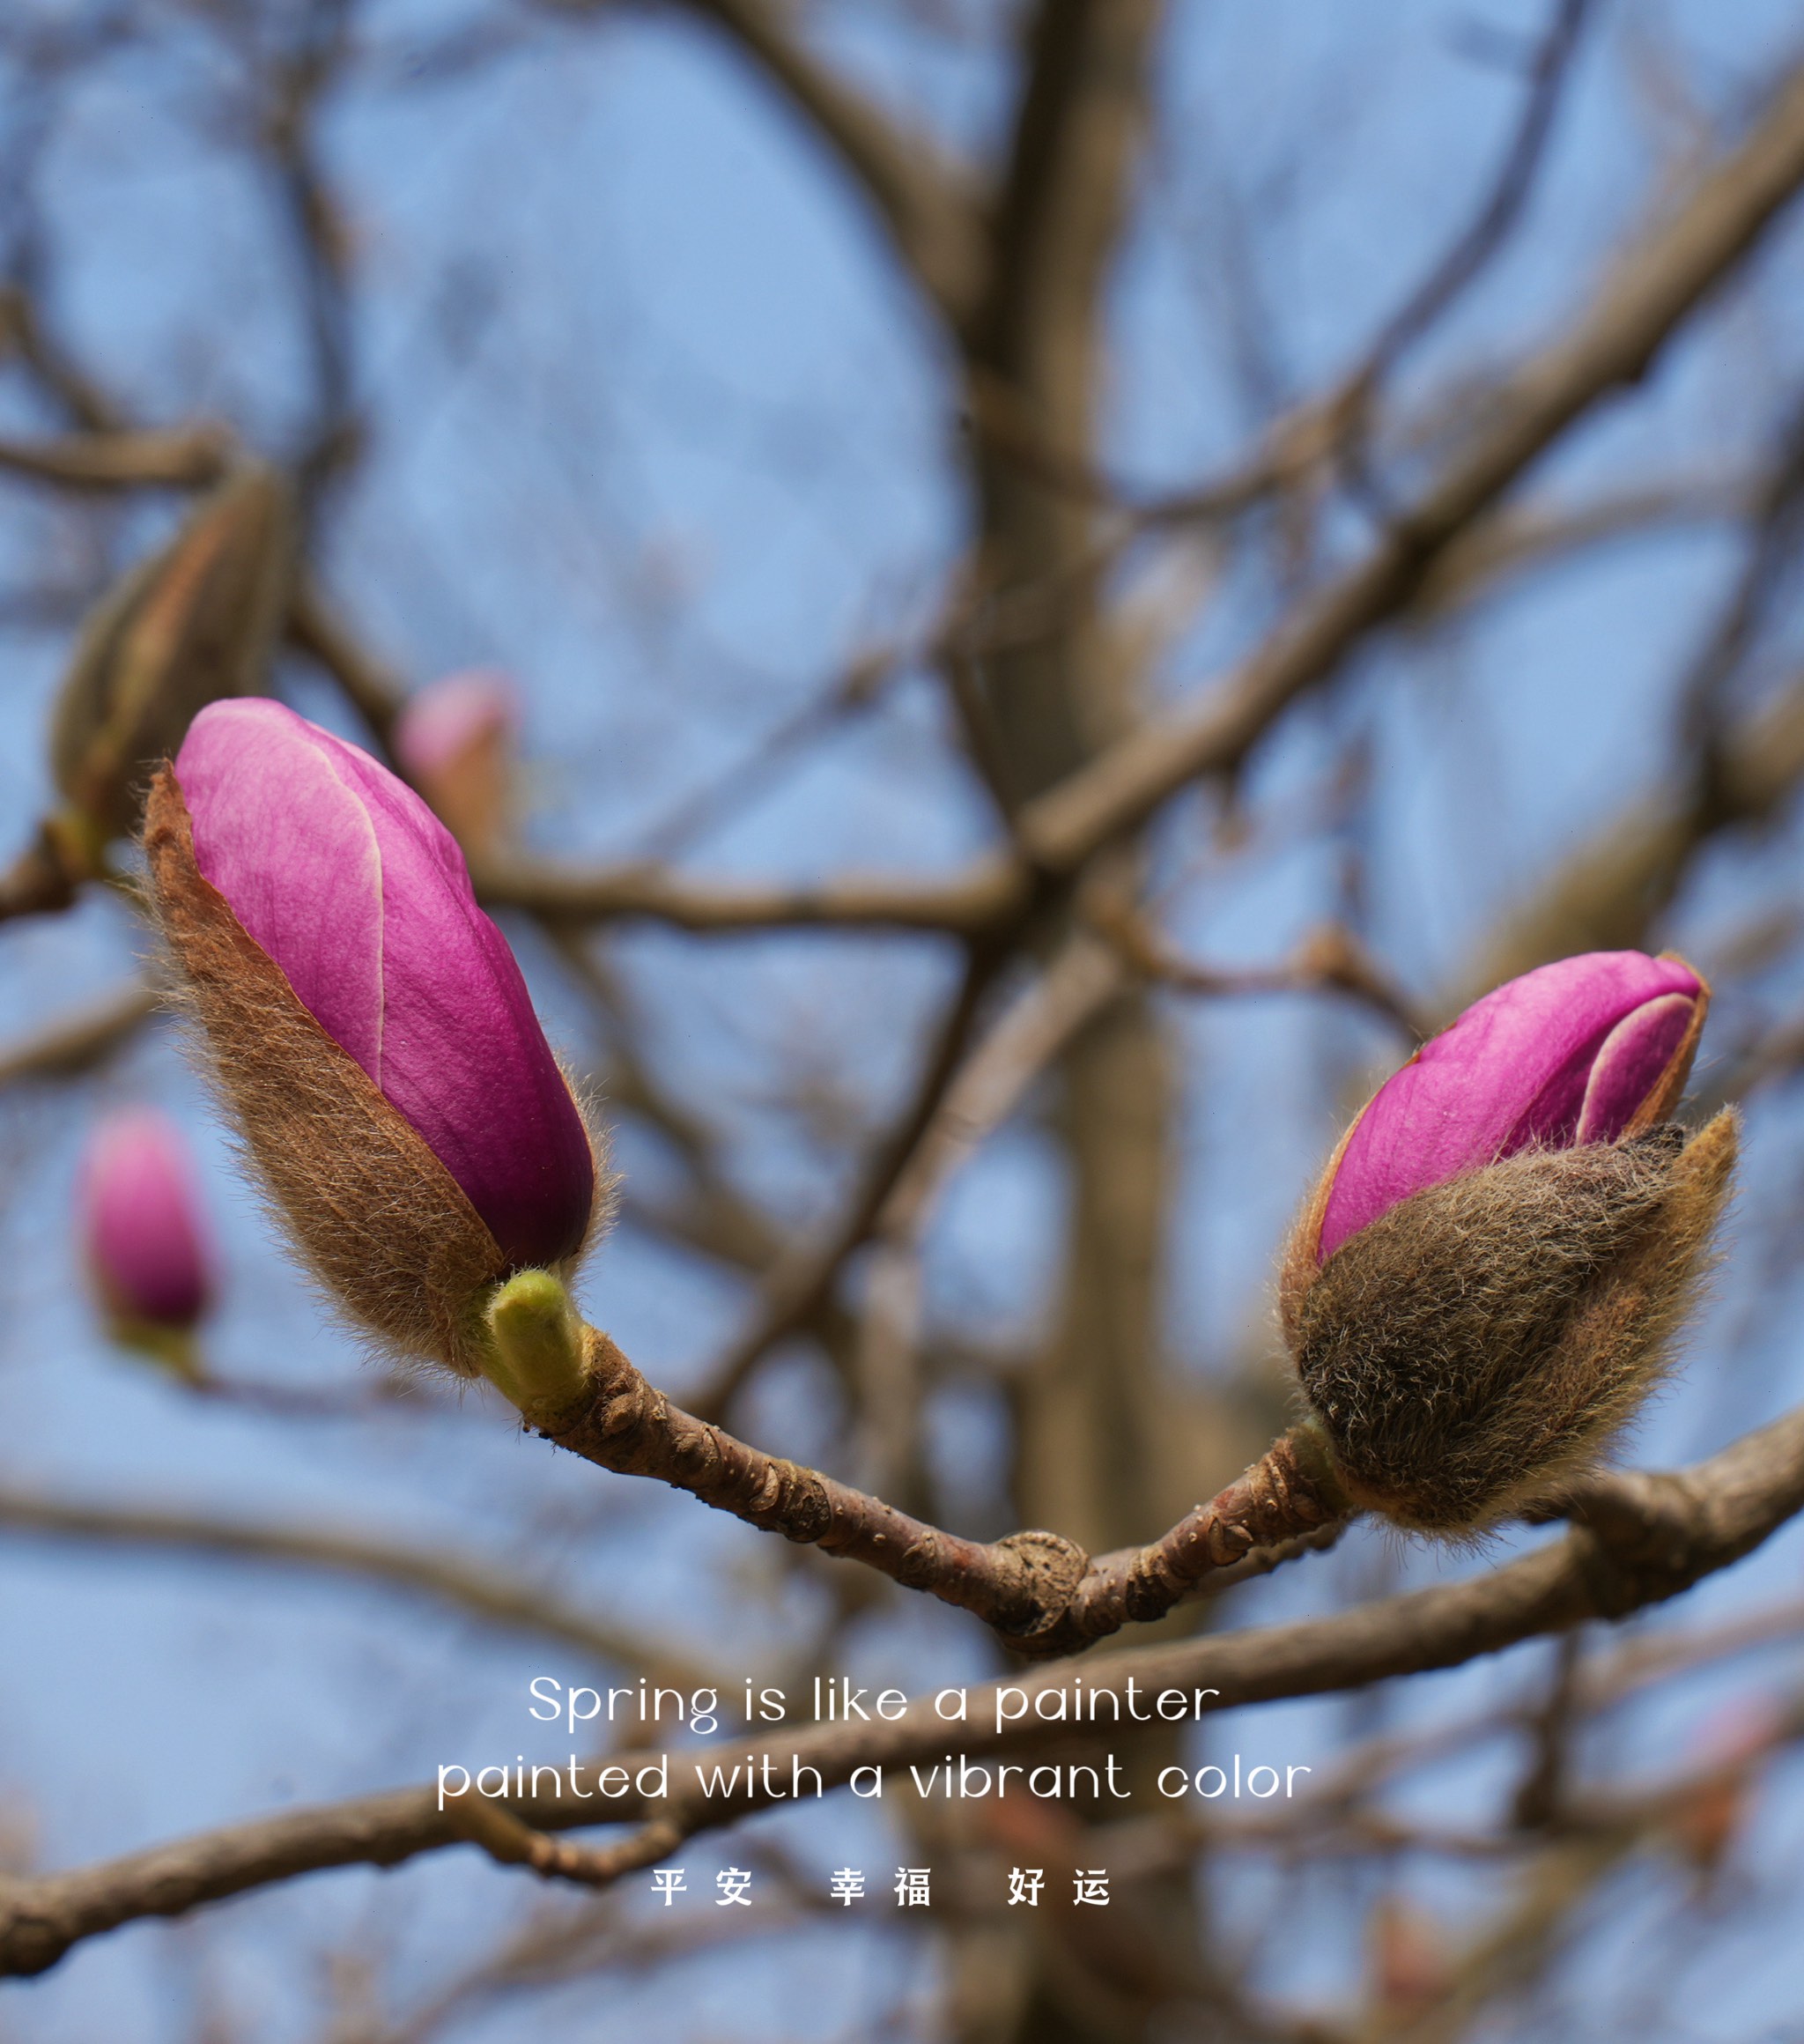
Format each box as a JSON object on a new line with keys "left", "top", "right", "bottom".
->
{"left": 1318, "top": 951, "right": 1707, "bottom": 1263}
{"left": 393, "top": 670, "right": 518, "bottom": 855}
{"left": 395, "top": 670, "right": 516, "bottom": 779}
{"left": 1675, "top": 1696, "right": 1786, "bottom": 1874}
{"left": 1371, "top": 1898, "right": 1451, "bottom": 2020}
{"left": 80, "top": 1108, "right": 212, "bottom": 1331}
{"left": 172, "top": 699, "right": 595, "bottom": 1272}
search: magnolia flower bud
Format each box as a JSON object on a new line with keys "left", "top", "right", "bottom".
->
{"left": 394, "top": 670, "right": 518, "bottom": 857}
{"left": 80, "top": 1107, "right": 214, "bottom": 1376}
{"left": 1281, "top": 951, "right": 1735, "bottom": 1530}
{"left": 143, "top": 699, "right": 600, "bottom": 1374}
{"left": 48, "top": 466, "right": 292, "bottom": 863}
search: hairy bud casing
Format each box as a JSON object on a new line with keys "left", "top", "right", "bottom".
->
{"left": 1291, "top": 1116, "right": 1736, "bottom": 1528}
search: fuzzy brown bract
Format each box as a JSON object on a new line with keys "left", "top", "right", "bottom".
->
{"left": 1289, "top": 1115, "right": 1738, "bottom": 1530}
{"left": 142, "top": 766, "right": 514, "bottom": 1374}
{"left": 52, "top": 468, "right": 292, "bottom": 845}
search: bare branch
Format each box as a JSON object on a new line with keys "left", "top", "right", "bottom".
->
{"left": 0, "top": 829, "right": 80, "bottom": 927}
{"left": 0, "top": 426, "right": 232, "bottom": 491}
{"left": 852, "top": 932, "right": 1128, "bottom": 1492}
{"left": 0, "top": 980, "right": 156, "bottom": 1089}
{"left": 1407, "top": 476, "right": 1748, "bottom": 619}
{"left": 6, "top": 1402, "right": 1799, "bottom": 1978}
{"left": 0, "top": 1489, "right": 718, "bottom": 1687}
{"left": 1361, "top": 0, "right": 1595, "bottom": 389}
{"left": 1092, "top": 907, "right": 1431, "bottom": 1041}
{"left": 537, "top": 0, "right": 984, "bottom": 322}
{"left": 1468, "top": 655, "right": 1804, "bottom": 996}
{"left": 470, "top": 848, "right": 1027, "bottom": 936}
{"left": 552, "top": 1329, "right": 1349, "bottom": 1649}
{"left": 691, "top": 939, "right": 1008, "bottom": 1414}
{"left": 1018, "top": 62, "right": 1804, "bottom": 871}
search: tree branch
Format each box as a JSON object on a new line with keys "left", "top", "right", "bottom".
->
{"left": 0, "top": 1489, "right": 717, "bottom": 1687}
{"left": 0, "top": 980, "right": 155, "bottom": 1088}
{"left": 469, "top": 848, "right": 1027, "bottom": 936}
{"left": 539, "top": 0, "right": 984, "bottom": 322}
{"left": 6, "top": 1402, "right": 1799, "bottom": 1978}
{"left": 287, "top": 579, "right": 1028, "bottom": 935}
{"left": 0, "top": 426, "right": 231, "bottom": 491}
{"left": 546, "top": 1330, "right": 1350, "bottom": 1650}
{"left": 1016, "top": 60, "right": 1804, "bottom": 872}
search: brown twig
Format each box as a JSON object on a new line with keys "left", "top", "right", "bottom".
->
{"left": 5, "top": 1400, "right": 1800, "bottom": 1977}
{"left": 690, "top": 938, "right": 1011, "bottom": 1417}
{"left": 0, "top": 1489, "right": 719, "bottom": 1687}
{"left": 0, "top": 426, "right": 232, "bottom": 491}
{"left": 1091, "top": 905, "right": 1431, "bottom": 1041}
{"left": 0, "top": 979, "right": 157, "bottom": 1088}
{"left": 539, "top": 0, "right": 983, "bottom": 322}
{"left": 0, "top": 828, "right": 80, "bottom": 927}
{"left": 852, "top": 931, "right": 1128, "bottom": 1494}
{"left": 443, "top": 1798, "right": 683, "bottom": 1888}
{"left": 470, "top": 848, "right": 1028, "bottom": 937}
{"left": 1017, "top": 61, "right": 1804, "bottom": 872}
{"left": 548, "top": 1333, "right": 1351, "bottom": 1654}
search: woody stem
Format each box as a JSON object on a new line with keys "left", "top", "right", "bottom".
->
{"left": 529, "top": 1327, "right": 1354, "bottom": 1655}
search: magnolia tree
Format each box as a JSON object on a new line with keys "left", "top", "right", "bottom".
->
{"left": 3, "top": 3, "right": 1804, "bottom": 2041}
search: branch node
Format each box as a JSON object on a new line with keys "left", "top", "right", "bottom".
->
{"left": 989, "top": 1528, "right": 1091, "bottom": 1643}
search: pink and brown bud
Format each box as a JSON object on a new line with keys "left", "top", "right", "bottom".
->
{"left": 48, "top": 465, "right": 292, "bottom": 861}
{"left": 1281, "top": 952, "right": 1735, "bottom": 1530}
{"left": 394, "top": 669, "right": 518, "bottom": 857}
{"left": 143, "top": 699, "right": 602, "bottom": 1374}
{"left": 79, "top": 1107, "right": 214, "bottom": 1373}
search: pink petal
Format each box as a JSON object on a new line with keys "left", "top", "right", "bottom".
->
{"left": 1318, "top": 951, "right": 1702, "bottom": 1262}
{"left": 180, "top": 700, "right": 387, "bottom": 1083}
{"left": 175, "top": 700, "right": 594, "bottom": 1269}
{"left": 1574, "top": 991, "right": 1697, "bottom": 1144}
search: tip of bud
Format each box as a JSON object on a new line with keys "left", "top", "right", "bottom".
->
{"left": 481, "top": 1269, "right": 590, "bottom": 1412}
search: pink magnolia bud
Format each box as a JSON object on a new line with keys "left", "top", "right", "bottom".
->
{"left": 1314, "top": 952, "right": 1707, "bottom": 1265}
{"left": 143, "top": 700, "right": 600, "bottom": 1372}
{"left": 80, "top": 1108, "right": 213, "bottom": 1333}
{"left": 394, "top": 670, "right": 518, "bottom": 856}
{"left": 1674, "top": 1696, "right": 1785, "bottom": 1874}
{"left": 1282, "top": 952, "right": 1734, "bottom": 1530}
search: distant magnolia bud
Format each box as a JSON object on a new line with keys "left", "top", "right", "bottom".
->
{"left": 143, "top": 699, "right": 600, "bottom": 1374}
{"left": 80, "top": 1107, "right": 214, "bottom": 1375}
{"left": 394, "top": 669, "right": 518, "bottom": 856}
{"left": 1371, "top": 1898, "right": 1451, "bottom": 2023}
{"left": 48, "top": 466, "right": 292, "bottom": 861}
{"left": 1281, "top": 951, "right": 1734, "bottom": 1530}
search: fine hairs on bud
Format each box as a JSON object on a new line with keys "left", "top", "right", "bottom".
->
{"left": 144, "top": 768, "right": 522, "bottom": 1374}
{"left": 1290, "top": 1115, "right": 1737, "bottom": 1531}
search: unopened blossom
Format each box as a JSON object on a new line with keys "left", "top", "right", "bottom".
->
{"left": 1281, "top": 951, "right": 1734, "bottom": 1530}
{"left": 394, "top": 669, "right": 518, "bottom": 855}
{"left": 80, "top": 1107, "right": 213, "bottom": 1345}
{"left": 144, "top": 699, "right": 599, "bottom": 1372}
{"left": 49, "top": 465, "right": 291, "bottom": 858}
